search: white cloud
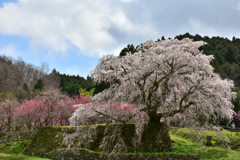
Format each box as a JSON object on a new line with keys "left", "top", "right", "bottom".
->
{"left": 0, "top": 0, "right": 156, "bottom": 57}
{"left": 0, "top": 43, "right": 20, "bottom": 57}
{"left": 0, "top": 0, "right": 239, "bottom": 59}
{"left": 121, "top": 0, "right": 134, "bottom": 2}
{"left": 237, "top": 2, "right": 240, "bottom": 10}
{"left": 66, "top": 65, "right": 81, "bottom": 75}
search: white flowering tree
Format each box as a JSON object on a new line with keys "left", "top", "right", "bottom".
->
{"left": 69, "top": 38, "right": 235, "bottom": 153}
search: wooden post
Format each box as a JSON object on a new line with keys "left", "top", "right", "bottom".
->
{"left": 206, "top": 136, "right": 212, "bottom": 146}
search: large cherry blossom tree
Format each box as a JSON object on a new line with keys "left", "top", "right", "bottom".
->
{"left": 69, "top": 38, "right": 235, "bottom": 152}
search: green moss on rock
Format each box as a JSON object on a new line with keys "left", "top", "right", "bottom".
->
{"left": 0, "top": 131, "right": 36, "bottom": 144}
{"left": 0, "top": 132, "right": 7, "bottom": 138}
{"left": 24, "top": 126, "right": 71, "bottom": 157}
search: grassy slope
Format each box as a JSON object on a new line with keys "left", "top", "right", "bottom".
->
{"left": 0, "top": 141, "right": 50, "bottom": 160}
{"left": 0, "top": 153, "right": 50, "bottom": 160}
{"left": 169, "top": 128, "right": 240, "bottom": 160}
{"left": 0, "top": 128, "right": 240, "bottom": 160}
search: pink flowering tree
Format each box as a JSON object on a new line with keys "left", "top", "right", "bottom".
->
{"left": 15, "top": 89, "right": 90, "bottom": 131}
{"left": 233, "top": 111, "right": 240, "bottom": 127}
{"left": 15, "top": 99, "right": 45, "bottom": 130}
{"left": 69, "top": 38, "right": 235, "bottom": 153}
{"left": 35, "top": 89, "right": 66, "bottom": 126}
{"left": 55, "top": 95, "right": 90, "bottom": 126}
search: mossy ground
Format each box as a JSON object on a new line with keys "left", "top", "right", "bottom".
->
{"left": 0, "top": 153, "right": 50, "bottom": 160}
{"left": 0, "top": 141, "right": 50, "bottom": 160}
{"left": 24, "top": 126, "right": 69, "bottom": 156}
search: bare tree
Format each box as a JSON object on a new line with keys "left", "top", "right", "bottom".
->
{"left": 0, "top": 100, "right": 19, "bottom": 131}
{"left": 0, "top": 56, "right": 23, "bottom": 98}
{"left": 0, "top": 55, "right": 57, "bottom": 100}
{"left": 42, "top": 70, "right": 61, "bottom": 90}
{"left": 36, "top": 88, "right": 67, "bottom": 126}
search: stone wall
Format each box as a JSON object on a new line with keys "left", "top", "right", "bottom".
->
{"left": 23, "top": 125, "right": 201, "bottom": 160}
{"left": 25, "top": 123, "right": 171, "bottom": 155}
{"left": 24, "top": 124, "right": 136, "bottom": 157}
{"left": 24, "top": 126, "right": 103, "bottom": 157}
{"left": 0, "top": 131, "right": 36, "bottom": 144}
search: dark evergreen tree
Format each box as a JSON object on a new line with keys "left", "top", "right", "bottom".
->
{"left": 23, "top": 83, "right": 31, "bottom": 93}
{"left": 225, "top": 45, "right": 238, "bottom": 63}
{"left": 119, "top": 44, "right": 136, "bottom": 56}
{"left": 94, "top": 81, "right": 110, "bottom": 95}
{"left": 58, "top": 74, "right": 95, "bottom": 96}
{"left": 33, "top": 78, "right": 44, "bottom": 91}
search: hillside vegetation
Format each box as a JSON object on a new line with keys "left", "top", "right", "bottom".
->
{"left": 0, "top": 127, "right": 240, "bottom": 159}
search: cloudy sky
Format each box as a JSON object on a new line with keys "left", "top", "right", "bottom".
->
{"left": 0, "top": 0, "right": 239, "bottom": 78}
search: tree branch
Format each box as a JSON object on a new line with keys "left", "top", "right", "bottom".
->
{"left": 92, "top": 107, "right": 136, "bottom": 124}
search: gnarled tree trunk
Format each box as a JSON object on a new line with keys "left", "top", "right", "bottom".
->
{"left": 141, "top": 121, "right": 173, "bottom": 152}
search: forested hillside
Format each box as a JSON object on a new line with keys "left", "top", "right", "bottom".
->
{"left": 0, "top": 56, "right": 95, "bottom": 101}
{"left": 59, "top": 73, "right": 95, "bottom": 96}
{"left": 0, "top": 56, "right": 53, "bottom": 101}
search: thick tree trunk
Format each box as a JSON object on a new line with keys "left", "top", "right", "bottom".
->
{"left": 141, "top": 121, "right": 173, "bottom": 152}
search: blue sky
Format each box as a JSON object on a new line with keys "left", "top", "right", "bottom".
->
{"left": 0, "top": 0, "right": 239, "bottom": 78}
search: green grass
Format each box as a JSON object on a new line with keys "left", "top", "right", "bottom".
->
{"left": 169, "top": 128, "right": 240, "bottom": 160}
{"left": 0, "top": 141, "right": 50, "bottom": 160}
{"left": 0, "top": 153, "right": 50, "bottom": 160}
{"left": 0, "top": 141, "right": 31, "bottom": 154}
